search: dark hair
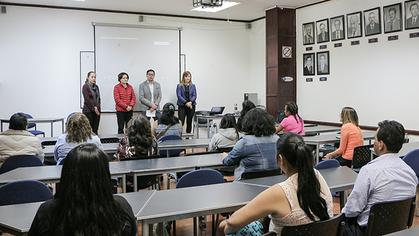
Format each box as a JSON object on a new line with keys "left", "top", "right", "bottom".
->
{"left": 388, "top": 7, "right": 396, "bottom": 14}
{"left": 277, "top": 133, "right": 330, "bottom": 221}
{"left": 377, "top": 120, "right": 405, "bottom": 153}
{"left": 220, "top": 114, "right": 239, "bottom": 139}
{"left": 146, "top": 69, "right": 155, "bottom": 75}
{"left": 117, "top": 72, "right": 129, "bottom": 82}
{"left": 52, "top": 144, "right": 133, "bottom": 235}
{"left": 127, "top": 116, "right": 153, "bottom": 155}
{"left": 285, "top": 101, "right": 302, "bottom": 124}
{"left": 242, "top": 108, "right": 275, "bottom": 137}
{"left": 9, "top": 113, "right": 28, "bottom": 130}
{"left": 237, "top": 100, "right": 256, "bottom": 132}
{"left": 159, "top": 103, "right": 179, "bottom": 126}
{"left": 85, "top": 71, "right": 95, "bottom": 83}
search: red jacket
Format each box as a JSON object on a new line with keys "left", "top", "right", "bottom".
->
{"left": 113, "top": 83, "right": 136, "bottom": 112}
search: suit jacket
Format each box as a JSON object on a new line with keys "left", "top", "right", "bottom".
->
{"left": 318, "top": 63, "right": 329, "bottom": 74}
{"left": 332, "top": 30, "right": 344, "bottom": 40}
{"left": 366, "top": 22, "right": 380, "bottom": 35}
{"left": 348, "top": 26, "right": 361, "bottom": 37}
{"left": 304, "top": 34, "right": 314, "bottom": 44}
{"left": 385, "top": 19, "right": 401, "bottom": 31}
{"left": 317, "top": 32, "right": 329, "bottom": 42}
{"left": 138, "top": 80, "right": 162, "bottom": 111}
{"left": 176, "top": 84, "right": 197, "bottom": 106}
{"left": 303, "top": 66, "right": 314, "bottom": 75}
{"left": 82, "top": 83, "right": 101, "bottom": 113}
{"left": 406, "top": 16, "right": 419, "bottom": 28}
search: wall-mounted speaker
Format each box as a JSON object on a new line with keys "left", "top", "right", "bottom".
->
{"left": 1, "top": 6, "right": 6, "bottom": 14}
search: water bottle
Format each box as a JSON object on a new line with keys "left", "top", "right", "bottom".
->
{"left": 209, "top": 123, "right": 217, "bottom": 138}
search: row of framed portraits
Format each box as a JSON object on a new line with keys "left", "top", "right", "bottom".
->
{"left": 302, "top": 0, "right": 419, "bottom": 45}
{"left": 303, "top": 51, "right": 330, "bottom": 76}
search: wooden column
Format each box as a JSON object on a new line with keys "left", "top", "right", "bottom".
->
{"left": 266, "top": 7, "right": 296, "bottom": 117}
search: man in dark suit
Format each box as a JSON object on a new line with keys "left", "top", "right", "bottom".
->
{"left": 348, "top": 15, "right": 361, "bottom": 38}
{"left": 366, "top": 12, "right": 380, "bottom": 35}
{"left": 303, "top": 26, "right": 314, "bottom": 44}
{"left": 303, "top": 57, "right": 314, "bottom": 75}
{"left": 406, "top": 2, "right": 419, "bottom": 29}
{"left": 332, "top": 19, "right": 344, "bottom": 40}
{"left": 317, "top": 23, "right": 329, "bottom": 42}
{"left": 318, "top": 54, "right": 329, "bottom": 74}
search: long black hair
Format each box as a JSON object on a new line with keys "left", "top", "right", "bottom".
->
{"left": 242, "top": 108, "right": 275, "bottom": 137}
{"left": 285, "top": 101, "right": 303, "bottom": 124}
{"left": 219, "top": 113, "right": 239, "bottom": 139}
{"left": 159, "top": 103, "right": 179, "bottom": 126}
{"left": 51, "top": 144, "right": 133, "bottom": 235}
{"left": 277, "top": 133, "right": 330, "bottom": 221}
{"left": 237, "top": 100, "right": 256, "bottom": 132}
{"left": 128, "top": 115, "right": 153, "bottom": 155}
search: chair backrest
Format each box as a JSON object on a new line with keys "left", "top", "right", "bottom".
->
{"left": 352, "top": 144, "right": 374, "bottom": 169}
{"left": 176, "top": 169, "right": 224, "bottom": 188}
{"left": 41, "top": 140, "right": 57, "bottom": 146}
{"left": 0, "top": 180, "right": 53, "bottom": 206}
{"left": 100, "top": 137, "right": 120, "bottom": 144}
{"left": 159, "top": 135, "right": 183, "bottom": 157}
{"left": 21, "top": 113, "right": 36, "bottom": 129}
{"left": 262, "top": 232, "right": 277, "bottom": 236}
{"left": 365, "top": 197, "right": 416, "bottom": 236}
{"left": 315, "top": 159, "right": 340, "bottom": 170}
{"left": 403, "top": 149, "right": 419, "bottom": 178}
{"left": 240, "top": 169, "right": 282, "bottom": 180}
{"left": 0, "top": 155, "right": 43, "bottom": 174}
{"left": 281, "top": 213, "right": 344, "bottom": 236}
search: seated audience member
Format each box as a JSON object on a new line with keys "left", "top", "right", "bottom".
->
{"left": 222, "top": 108, "right": 279, "bottom": 180}
{"left": 219, "top": 133, "right": 333, "bottom": 235}
{"left": 275, "top": 101, "right": 305, "bottom": 135}
{"left": 54, "top": 112, "right": 102, "bottom": 164}
{"left": 0, "top": 113, "right": 44, "bottom": 166}
{"left": 208, "top": 114, "right": 239, "bottom": 152}
{"left": 342, "top": 120, "right": 417, "bottom": 234}
{"left": 236, "top": 100, "right": 256, "bottom": 133}
{"left": 324, "top": 107, "right": 363, "bottom": 167}
{"left": 153, "top": 103, "right": 182, "bottom": 141}
{"left": 28, "top": 144, "right": 136, "bottom": 236}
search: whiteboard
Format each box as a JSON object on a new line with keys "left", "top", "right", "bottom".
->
{"left": 94, "top": 23, "right": 181, "bottom": 112}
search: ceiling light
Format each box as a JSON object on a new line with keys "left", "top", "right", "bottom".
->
{"left": 193, "top": 0, "right": 223, "bottom": 8}
{"left": 191, "top": 1, "right": 240, "bottom": 13}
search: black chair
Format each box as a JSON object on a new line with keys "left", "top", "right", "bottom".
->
{"left": 0, "top": 180, "right": 53, "bottom": 206}
{"left": 0, "top": 155, "right": 43, "bottom": 174}
{"left": 241, "top": 169, "right": 282, "bottom": 180}
{"left": 195, "top": 110, "right": 211, "bottom": 127}
{"left": 364, "top": 197, "right": 416, "bottom": 236}
{"left": 22, "top": 113, "right": 45, "bottom": 137}
{"left": 281, "top": 213, "right": 344, "bottom": 236}
{"left": 315, "top": 159, "right": 340, "bottom": 170}
{"left": 262, "top": 232, "right": 277, "bottom": 236}
{"left": 352, "top": 144, "right": 373, "bottom": 172}
{"left": 100, "top": 137, "right": 120, "bottom": 143}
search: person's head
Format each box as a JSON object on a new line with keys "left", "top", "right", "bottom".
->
{"left": 388, "top": 8, "right": 397, "bottom": 20}
{"left": 220, "top": 114, "right": 237, "bottom": 129}
{"left": 410, "top": 3, "right": 419, "bottom": 16}
{"left": 85, "top": 71, "right": 96, "bottom": 84}
{"left": 160, "top": 103, "right": 178, "bottom": 126}
{"left": 305, "top": 26, "right": 312, "bottom": 36}
{"left": 319, "top": 23, "right": 326, "bottom": 32}
{"left": 240, "top": 100, "right": 256, "bottom": 117}
{"left": 117, "top": 72, "right": 129, "bottom": 85}
{"left": 181, "top": 71, "right": 192, "bottom": 84}
{"left": 374, "top": 120, "right": 405, "bottom": 155}
{"left": 276, "top": 133, "right": 330, "bottom": 221}
{"left": 334, "top": 19, "right": 341, "bottom": 30}
{"left": 340, "top": 107, "right": 359, "bottom": 126}
{"left": 65, "top": 112, "right": 92, "bottom": 143}
{"left": 369, "top": 12, "right": 376, "bottom": 24}
{"left": 127, "top": 115, "right": 153, "bottom": 156}
{"left": 319, "top": 54, "right": 326, "bottom": 65}
{"left": 146, "top": 69, "right": 155, "bottom": 82}
{"left": 9, "top": 113, "right": 27, "bottom": 130}
{"left": 284, "top": 101, "right": 300, "bottom": 117}
{"left": 305, "top": 57, "right": 313, "bottom": 67}
{"left": 242, "top": 108, "right": 275, "bottom": 137}
{"left": 350, "top": 15, "right": 358, "bottom": 25}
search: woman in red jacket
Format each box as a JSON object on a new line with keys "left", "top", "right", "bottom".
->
{"left": 113, "top": 72, "right": 136, "bottom": 134}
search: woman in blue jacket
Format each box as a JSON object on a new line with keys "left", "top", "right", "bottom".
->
{"left": 176, "top": 71, "right": 197, "bottom": 134}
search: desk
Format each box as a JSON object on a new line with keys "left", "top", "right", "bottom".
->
{"left": 1, "top": 118, "right": 65, "bottom": 137}
{"left": 194, "top": 114, "right": 224, "bottom": 138}
{"left": 43, "top": 143, "right": 119, "bottom": 158}
{"left": 304, "top": 125, "right": 341, "bottom": 135}
{"left": 158, "top": 138, "right": 211, "bottom": 157}
{"left": 386, "top": 227, "right": 419, "bottom": 236}
{"left": 41, "top": 133, "right": 124, "bottom": 146}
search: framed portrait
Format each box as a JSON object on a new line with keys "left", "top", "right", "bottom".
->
{"left": 302, "top": 22, "right": 315, "bottom": 45}
{"left": 405, "top": 0, "right": 419, "bottom": 30}
{"left": 316, "top": 19, "right": 330, "bottom": 43}
{"left": 364, "top": 7, "right": 381, "bottom": 36}
{"left": 317, "top": 51, "right": 330, "bottom": 75}
{"left": 384, "top": 3, "right": 403, "bottom": 33}
{"left": 330, "top": 15, "right": 345, "bottom": 41}
{"left": 347, "top": 12, "right": 363, "bottom": 38}
{"left": 303, "top": 53, "right": 315, "bottom": 76}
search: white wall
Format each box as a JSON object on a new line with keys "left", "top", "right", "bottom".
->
{"left": 296, "top": 0, "right": 419, "bottom": 130}
{"left": 0, "top": 6, "right": 266, "bottom": 135}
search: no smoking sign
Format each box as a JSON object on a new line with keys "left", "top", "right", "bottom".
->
{"left": 282, "top": 46, "right": 292, "bottom": 58}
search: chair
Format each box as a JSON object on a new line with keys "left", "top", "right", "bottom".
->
{"left": 22, "top": 113, "right": 45, "bottom": 137}
{"left": 240, "top": 169, "right": 282, "bottom": 180}
{"left": 403, "top": 149, "right": 419, "bottom": 178}
{"left": 315, "top": 159, "right": 340, "bottom": 170}
{"left": 0, "top": 180, "right": 53, "bottom": 206}
{"left": 281, "top": 213, "right": 344, "bottom": 236}
{"left": 262, "top": 232, "right": 277, "bottom": 236}
{"left": 364, "top": 197, "right": 416, "bottom": 236}
{"left": 352, "top": 144, "right": 374, "bottom": 172}
{"left": 100, "top": 137, "right": 120, "bottom": 143}
{"left": 176, "top": 169, "right": 225, "bottom": 236}
{"left": 158, "top": 135, "right": 184, "bottom": 157}
{"left": 195, "top": 110, "right": 211, "bottom": 127}
{"left": 0, "top": 155, "right": 43, "bottom": 174}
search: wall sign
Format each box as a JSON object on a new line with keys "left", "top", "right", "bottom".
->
{"left": 282, "top": 46, "right": 292, "bottom": 58}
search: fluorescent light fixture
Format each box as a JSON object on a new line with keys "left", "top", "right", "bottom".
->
{"left": 72, "top": 0, "right": 85, "bottom": 2}
{"left": 191, "top": 1, "right": 240, "bottom": 13}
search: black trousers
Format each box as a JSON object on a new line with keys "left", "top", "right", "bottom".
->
{"left": 116, "top": 111, "right": 133, "bottom": 134}
{"left": 84, "top": 112, "right": 100, "bottom": 135}
{"left": 178, "top": 105, "right": 195, "bottom": 133}
{"left": 336, "top": 156, "right": 352, "bottom": 168}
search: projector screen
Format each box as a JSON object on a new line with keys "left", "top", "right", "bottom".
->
{"left": 93, "top": 23, "right": 180, "bottom": 112}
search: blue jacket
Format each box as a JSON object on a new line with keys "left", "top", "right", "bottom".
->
{"left": 176, "top": 84, "right": 197, "bottom": 106}
{"left": 223, "top": 134, "right": 279, "bottom": 180}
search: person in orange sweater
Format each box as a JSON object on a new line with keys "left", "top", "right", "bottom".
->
{"left": 324, "top": 107, "right": 363, "bottom": 167}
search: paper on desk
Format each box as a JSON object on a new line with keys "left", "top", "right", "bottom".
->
{"left": 146, "top": 109, "right": 156, "bottom": 117}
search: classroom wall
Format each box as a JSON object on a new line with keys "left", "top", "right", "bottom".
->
{"left": 0, "top": 6, "right": 266, "bottom": 135}
{"left": 296, "top": 0, "right": 419, "bottom": 130}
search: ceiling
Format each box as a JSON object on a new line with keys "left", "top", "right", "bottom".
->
{"left": 1, "top": 0, "right": 326, "bottom": 21}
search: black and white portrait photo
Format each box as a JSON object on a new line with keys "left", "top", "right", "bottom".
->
{"left": 303, "top": 53, "right": 315, "bottom": 76}
{"left": 317, "top": 51, "right": 330, "bottom": 75}
{"left": 316, "top": 19, "right": 330, "bottom": 43}
{"left": 405, "top": 0, "right": 419, "bottom": 30}
{"left": 347, "top": 12, "right": 363, "bottom": 38}
{"left": 364, "top": 7, "right": 381, "bottom": 36}
{"left": 302, "top": 22, "right": 315, "bottom": 45}
{"left": 331, "top": 15, "right": 345, "bottom": 41}
{"left": 384, "top": 3, "right": 402, "bottom": 33}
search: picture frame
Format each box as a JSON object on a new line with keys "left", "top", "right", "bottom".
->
{"left": 384, "top": 3, "right": 403, "bottom": 33}
{"left": 316, "top": 19, "right": 330, "bottom": 43}
{"left": 330, "top": 15, "right": 345, "bottom": 41}
{"left": 317, "top": 51, "right": 330, "bottom": 75}
{"left": 405, "top": 0, "right": 419, "bottom": 30}
{"left": 302, "top": 22, "right": 315, "bottom": 45}
{"left": 364, "top": 7, "right": 381, "bottom": 36}
{"left": 347, "top": 11, "right": 363, "bottom": 38}
{"left": 303, "top": 53, "right": 315, "bottom": 76}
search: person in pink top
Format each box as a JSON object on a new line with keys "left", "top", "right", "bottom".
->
{"left": 324, "top": 107, "right": 363, "bottom": 167}
{"left": 275, "top": 102, "right": 305, "bottom": 135}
